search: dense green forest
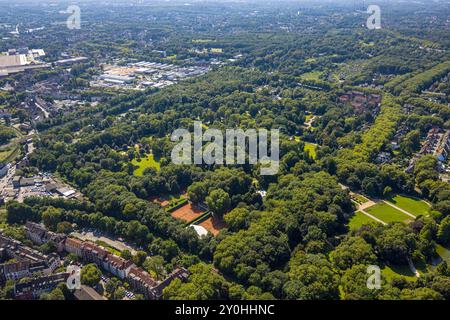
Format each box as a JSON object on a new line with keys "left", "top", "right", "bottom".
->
{"left": 1, "top": 0, "right": 450, "bottom": 301}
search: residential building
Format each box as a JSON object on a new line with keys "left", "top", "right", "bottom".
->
{"left": 20, "top": 177, "right": 36, "bottom": 187}
{"left": 0, "top": 234, "right": 61, "bottom": 282}
{"left": 74, "top": 285, "right": 106, "bottom": 301}
{"left": 14, "top": 273, "right": 69, "bottom": 300}
{"left": 126, "top": 267, "right": 189, "bottom": 300}
{"left": 81, "top": 242, "right": 109, "bottom": 266}
{"left": 64, "top": 238, "right": 83, "bottom": 257}
{"left": 126, "top": 267, "right": 158, "bottom": 299}
{"left": 25, "top": 222, "right": 66, "bottom": 252}
{"left": 102, "top": 254, "right": 133, "bottom": 279}
{"left": 62, "top": 236, "right": 189, "bottom": 297}
{"left": 0, "top": 261, "right": 32, "bottom": 281}
{"left": 12, "top": 176, "right": 21, "bottom": 189}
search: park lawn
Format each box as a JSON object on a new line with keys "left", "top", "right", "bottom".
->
{"left": 300, "top": 71, "right": 322, "bottom": 81}
{"left": 382, "top": 265, "right": 417, "bottom": 282}
{"left": 436, "top": 245, "right": 450, "bottom": 265}
{"left": 132, "top": 154, "right": 161, "bottom": 176}
{"left": 304, "top": 142, "right": 317, "bottom": 160}
{"left": 0, "top": 148, "right": 15, "bottom": 162}
{"left": 366, "top": 203, "right": 410, "bottom": 223}
{"left": 387, "top": 195, "right": 430, "bottom": 217}
{"left": 349, "top": 211, "right": 378, "bottom": 230}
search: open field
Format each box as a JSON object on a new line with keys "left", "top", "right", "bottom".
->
{"left": 304, "top": 142, "right": 317, "bottom": 159}
{"left": 132, "top": 154, "right": 161, "bottom": 176}
{"left": 382, "top": 264, "right": 418, "bottom": 282}
{"left": 365, "top": 203, "right": 411, "bottom": 223}
{"left": 435, "top": 245, "right": 450, "bottom": 266}
{"left": 170, "top": 202, "right": 205, "bottom": 223}
{"left": 348, "top": 211, "right": 376, "bottom": 230}
{"left": 0, "top": 144, "right": 20, "bottom": 163}
{"left": 387, "top": 195, "right": 430, "bottom": 217}
{"left": 305, "top": 115, "right": 314, "bottom": 122}
{"left": 300, "top": 71, "right": 322, "bottom": 81}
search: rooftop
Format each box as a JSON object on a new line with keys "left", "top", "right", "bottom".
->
{"left": 0, "top": 55, "right": 26, "bottom": 68}
{"left": 74, "top": 285, "right": 106, "bottom": 301}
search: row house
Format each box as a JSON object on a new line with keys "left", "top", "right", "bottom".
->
{"left": 419, "top": 128, "right": 450, "bottom": 163}
{"left": 152, "top": 268, "right": 190, "bottom": 299}
{"left": 14, "top": 273, "right": 69, "bottom": 300}
{"left": 420, "top": 127, "right": 442, "bottom": 155}
{"left": 81, "top": 242, "right": 109, "bottom": 266}
{"left": 0, "top": 234, "right": 61, "bottom": 282}
{"left": 103, "top": 254, "right": 133, "bottom": 279}
{"left": 126, "top": 267, "right": 189, "bottom": 300}
{"left": 25, "top": 221, "right": 66, "bottom": 252}
{"left": 436, "top": 131, "right": 450, "bottom": 162}
{"left": 0, "top": 234, "right": 60, "bottom": 269}
{"left": 338, "top": 91, "right": 381, "bottom": 113}
{"left": 61, "top": 236, "right": 190, "bottom": 296}
{"left": 63, "top": 238, "right": 132, "bottom": 279}
{"left": 0, "top": 260, "right": 49, "bottom": 282}
{"left": 126, "top": 267, "right": 158, "bottom": 299}
{"left": 64, "top": 237, "right": 83, "bottom": 257}
{"left": 0, "top": 261, "right": 32, "bottom": 281}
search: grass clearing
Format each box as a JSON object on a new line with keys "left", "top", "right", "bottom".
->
{"left": 349, "top": 211, "right": 378, "bottom": 230}
{"left": 300, "top": 71, "right": 322, "bottom": 81}
{"left": 0, "top": 146, "right": 19, "bottom": 162}
{"left": 366, "top": 203, "right": 411, "bottom": 223}
{"left": 387, "top": 195, "right": 430, "bottom": 217}
{"left": 436, "top": 245, "right": 450, "bottom": 265}
{"left": 305, "top": 115, "right": 314, "bottom": 122}
{"left": 304, "top": 142, "right": 317, "bottom": 160}
{"left": 132, "top": 154, "right": 161, "bottom": 176}
{"left": 382, "top": 265, "right": 417, "bottom": 282}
